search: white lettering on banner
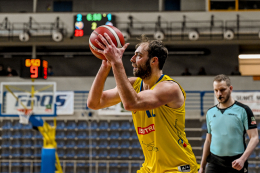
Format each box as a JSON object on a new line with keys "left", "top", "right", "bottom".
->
{"left": 138, "top": 124, "right": 155, "bottom": 135}
{"left": 214, "top": 92, "right": 260, "bottom": 115}
{"left": 6, "top": 91, "right": 74, "bottom": 115}
{"left": 236, "top": 95, "right": 254, "bottom": 101}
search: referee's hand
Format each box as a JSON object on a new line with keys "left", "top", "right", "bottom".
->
{"left": 198, "top": 168, "right": 204, "bottom": 173}
{"left": 232, "top": 158, "right": 245, "bottom": 171}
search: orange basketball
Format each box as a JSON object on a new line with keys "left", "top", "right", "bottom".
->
{"left": 89, "top": 25, "right": 125, "bottom": 60}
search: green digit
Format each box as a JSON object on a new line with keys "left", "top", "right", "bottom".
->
{"left": 93, "top": 13, "right": 97, "bottom": 21}
{"left": 87, "top": 14, "right": 92, "bottom": 21}
{"left": 97, "top": 13, "right": 102, "bottom": 21}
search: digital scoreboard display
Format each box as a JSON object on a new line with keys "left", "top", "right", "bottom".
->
{"left": 20, "top": 59, "right": 48, "bottom": 79}
{"left": 74, "top": 13, "right": 116, "bottom": 37}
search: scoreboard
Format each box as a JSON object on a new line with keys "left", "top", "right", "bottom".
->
{"left": 20, "top": 59, "right": 48, "bottom": 79}
{"left": 74, "top": 13, "right": 116, "bottom": 37}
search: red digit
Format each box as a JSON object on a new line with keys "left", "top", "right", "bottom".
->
{"left": 44, "top": 67, "right": 47, "bottom": 79}
{"left": 30, "top": 66, "right": 38, "bottom": 78}
{"left": 74, "top": 29, "right": 84, "bottom": 37}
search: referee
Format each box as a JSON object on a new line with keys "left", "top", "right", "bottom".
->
{"left": 199, "top": 74, "right": 259, "bottom": 173}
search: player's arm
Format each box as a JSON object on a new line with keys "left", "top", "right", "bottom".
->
{"left": 116, "top": 78, "right": 183, "bottom": 111}
{"left": 87, "top": 61, "right": 136, "bottom": 110}
{"left": 87, "top": 60, "right": 121, "bottom": 110}
{"left": 89, "top": 77, "right": 137, "bottom": 110}
{"left": 91, "top": 61, "right": 176, "bottom": 111}
{"left": 199, "top": 133, "right": 211, "bottom": 173}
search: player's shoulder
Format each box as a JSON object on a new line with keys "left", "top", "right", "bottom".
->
{"left": 155, "top": 80, "right": 180, "bottom": 92}
{"left": 160, "top": 75, "right": 183, "bottom": 88}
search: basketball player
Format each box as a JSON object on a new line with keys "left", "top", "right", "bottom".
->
{"left": 87, "top": 34, "right": 198, "bottom": 173}
{"left": 199, "top": 75, "right": 259, "bottom": 173}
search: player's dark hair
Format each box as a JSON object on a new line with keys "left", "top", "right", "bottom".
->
{"left": 213, "top": 74, "right": 231, "bottom": 86}
{"left": 136, "top": 35, "right": 168, "bottom": 70}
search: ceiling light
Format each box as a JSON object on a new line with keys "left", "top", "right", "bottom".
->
{"left": 238, "top": 54, "right": 260, "bottom": 59}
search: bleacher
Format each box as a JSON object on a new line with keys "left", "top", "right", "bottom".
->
{"left": 0, "top": 118, "right": 145, "bottom": 173}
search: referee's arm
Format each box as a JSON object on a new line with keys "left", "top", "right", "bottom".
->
{"left": 232, "top": 128, "right": 259, "bottom": 170}
{"left": 242, "top": 128, "right": 259, "bottom": 160}
{"left": 199, "top": 133, "right": 211, "bottom": 173}
{"left": 232, "top": 105, "right": 259, "bottom": 171}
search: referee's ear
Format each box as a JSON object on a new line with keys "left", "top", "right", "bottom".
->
{"left": 230, "top": 85, "right": 233, "bottom": 92}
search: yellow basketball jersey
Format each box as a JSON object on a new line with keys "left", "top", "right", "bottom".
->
{"left": 132, "top": 75, "right": 198, "bottom": 173}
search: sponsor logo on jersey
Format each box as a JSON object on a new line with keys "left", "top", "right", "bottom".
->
{"left": 244, "top": 168, "right": 247, "bottom": 173}
{"left": 213, "top": 115, "right": 216, "bottom": 117}
{"left": 178, "top": 138, "right": 187, "bottom": 148}
{"left": 138, "top": 124, "right": 155, "bottom": 135}
{"left": 251, "top": 121, "right": 256, "bottom": 125}
{"left": 178, "top": 165, "right": 190, "bottom": 172}
{"left": 228, "top": 113, "right": 237, "bottom": 116}
{"left": 251, "top": 117, "right": 256, "bottom": 125}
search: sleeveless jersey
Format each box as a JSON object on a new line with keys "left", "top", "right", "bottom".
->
{"left": 132, "top": 75, "right": 197, "bottom": 173}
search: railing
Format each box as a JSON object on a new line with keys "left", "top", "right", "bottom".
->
{"left": 1, "top": 17, "right": 260, "bottom": 41}
{"left": 116, "top": 18, "right": 260, "bottom": 41}
{"left": 74, "top": 91, "right": 215, "bottom": 116}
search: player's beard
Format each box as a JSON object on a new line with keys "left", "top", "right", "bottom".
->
{"left": 218, "top": 90, "right": 231, "bottom": 104}
{"left": 133, "top": 59, "right": 152, "bottom": 79}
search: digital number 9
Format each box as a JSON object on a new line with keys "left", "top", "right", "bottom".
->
{"left": 30, "top": 66, "right": 38, "bottom": 78}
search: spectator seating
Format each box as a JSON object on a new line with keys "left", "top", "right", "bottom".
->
{"left": 99, "top": 121, "right": 109, "bottom": 130}
{"left": 77, "top": 121, "right": 88, "bottom": 129}
{"left": 120, "top": 121, "right": 131, "bottom": 130}
{"left": 110, "top": 131, "right": 120, "bottom": 139}
{"left": 66, "top": 121, "right": 76, "bottom": 130}
{"left": 110, "top": 121, "right": 120, "bottom": 130}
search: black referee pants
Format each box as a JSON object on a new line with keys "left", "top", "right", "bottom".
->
{"left": 206, "top": 162, "right": 248, "bottom": 173}
{"left": 206, "top": 153, "right": 248, "bottom": 173}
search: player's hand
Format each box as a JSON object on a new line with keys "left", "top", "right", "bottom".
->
{"left": 95, "top": 33, "right": 129, "bottom": 63}
{"left": 198, "top": 167, "right": 205, "bottom": 173}
{"left": 101, "top": 59, "right": 112, "bottom": 69}
{"left": 232, "top": 158, "right": 245, "bottom": 171}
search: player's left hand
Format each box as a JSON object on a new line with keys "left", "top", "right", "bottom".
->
{"left": 232, "top": 158, "right": 245, "bottom": 171}
{"left": 95, "top": 33, "right": 129, "bottom": 64}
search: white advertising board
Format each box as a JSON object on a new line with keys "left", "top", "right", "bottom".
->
{"left": 5, "top": 91, "right": 74, "bottom": 115}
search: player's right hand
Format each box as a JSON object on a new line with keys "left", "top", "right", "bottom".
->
{"left": 198, "top": 167, "right": 205, "bottom": 173}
